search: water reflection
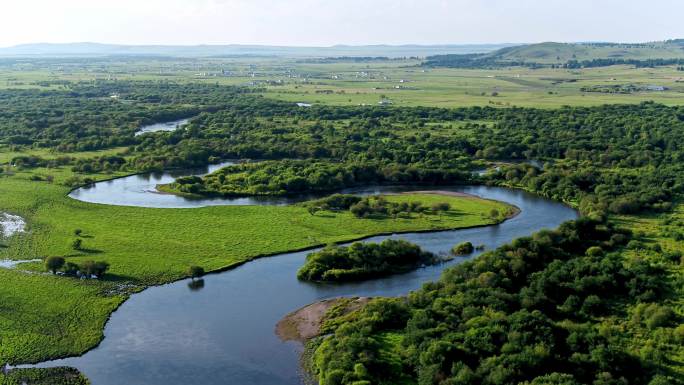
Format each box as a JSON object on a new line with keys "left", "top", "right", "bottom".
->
{"left": 187, "top": 279, "right": 205, "bottom": 291}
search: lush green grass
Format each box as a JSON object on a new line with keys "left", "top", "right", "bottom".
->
{"left": 0, "top": 146, "right": 130, "bottom": 164}
{"left": 0, "top": 168, "right": 511, "bottom": 364}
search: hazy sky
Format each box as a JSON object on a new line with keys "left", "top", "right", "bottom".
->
{"left": 2, "top": 0, "right": 684, "bottom": 47}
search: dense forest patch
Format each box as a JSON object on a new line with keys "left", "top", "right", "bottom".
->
{"left": 307, "top": 218, "right": 682, "bottom": 385}
{"left": 297, "top": 239, "right": 438, "bottom": 282}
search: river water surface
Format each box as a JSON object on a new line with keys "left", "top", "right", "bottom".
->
{"left": 134, "top": 118, "right": 191, "bottom": 137}
{"left": 43, "top": 166, "right": 577, "bottom": 385}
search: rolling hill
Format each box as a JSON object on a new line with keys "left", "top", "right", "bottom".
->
{"left": 425, "top": 39, "right": 684, "bottom": 68}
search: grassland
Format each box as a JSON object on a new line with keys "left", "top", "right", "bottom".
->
{"left": 0, "top": 165, "right": 511, "bottom": 364}
{"left": 2, "top": 57, "right": 684, "bottom": 108}
{"left": 484, "top": 41, "right": 684, "bottom": 64}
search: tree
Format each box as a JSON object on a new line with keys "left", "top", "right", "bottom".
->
{"left": 74, "top": 229, "right": 83, "bottom": 236}
{"left": 431, "top": 202, "right": 451, "bottom": 218}
{"left": 188, "top": 265, "right": 205, "bottom": 280}
{"left": 45, "top": 256, "right": 65, "bottom": 274}
{"left": 431, "top": 202, "right": 451, "bottom": 212}
{"left": 81, "top": 260, "right": 109, "bottom": 278}
{"left": 452, "top": 242, "right": 474, "bottom": 255}
{"left": 489, "top": 208, "right": 500, "bottom": 220}
{"left": 63, "top": 262, "right": 80, "bottom": 276}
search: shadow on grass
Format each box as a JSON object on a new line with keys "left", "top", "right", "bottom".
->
{"left": 102, "top": 273, "right": 140, "bottom": 283}
{"left": 65, "top": 248, "right": 104, "bottom": 256}
{"left": 80, "top": 248, "right": 104, "bottom": 254}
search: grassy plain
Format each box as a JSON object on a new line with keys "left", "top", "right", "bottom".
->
{"left": 0, "top": 166, "right": 511, "bottom": 364}
{"left": 2, "top": 57, "right": 684, "bottom": 108}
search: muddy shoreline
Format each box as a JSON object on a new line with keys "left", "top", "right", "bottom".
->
{"left": 276, "top": 297, "right": 371, "bottom": 343}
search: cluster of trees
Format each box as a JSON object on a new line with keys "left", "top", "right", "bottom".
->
{"left": 304, "top": 194, "right": 454, "bottom": 219}
{"left": 309, "top": 218, "right": 681, "bottom": 385}
{"left": 155, "top": 102, "right": 684, "bottom": 219}
{"left": 0, "top": 367, "right": 88, "bottom": 385}
{"left": 423, "top": 54, "right": 684, "bottom": 70}
{"left": 297, "top": 239, "right": 438, "bottom": 282}
{"left": 45, "top": 256, "right": 110, "bottom": 279}
{"left": 169, "top": 160, "right": 471, "bottom": 197}
{"left": 349, "top": 196, "right": 450, "bottom": 219}
{"left": 0, "top": 80, "right": 253, "bottom": 151}
{"left": 422, "top": 53, "right": 536, "bottom": 69}
{"left": 488, "top": 161, "right": 676, "bottom": 216}
{"left": 579, "top": 84, "right": 661, "bottom": 94}
{"left": 565, "top": 58, "right": 684, "bottom": 69}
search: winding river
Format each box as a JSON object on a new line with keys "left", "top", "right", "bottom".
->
{"left": 40, "top": 165, "right": 578, "bottom": 384}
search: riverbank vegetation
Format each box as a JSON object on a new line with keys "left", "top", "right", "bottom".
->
{"left": 307, "top": 217, "right": 683, "bottom": 385}
{"left": 297, "top": 239, "right": 438, "bottom": 282}
{"left": 163, "top": 160, "right": 472, "bottom": 197}
{"left": 0, "top": 367, "right": 88, "bottom": 385}
{"left": 303, "top": 194, "right": 460, "bottom": 220}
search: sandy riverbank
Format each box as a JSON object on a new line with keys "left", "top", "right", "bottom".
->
{"left": 276, "top": 297, "right": 371, "bottom": 343}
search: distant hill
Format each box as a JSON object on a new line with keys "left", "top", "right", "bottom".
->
{"left": 0, "top": 42, "right": 515, "bottom": 58}
{"left": 490, "top": 40, "right": 684, "bottom": 63}
{"left": 425, "top": 40, "right": 684, "bottom": 68}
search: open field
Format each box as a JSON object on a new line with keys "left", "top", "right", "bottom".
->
{"left": 0, "top": 166, "right": 511, "bottom": 364}
{"left": 2, "top": 57, "right": 684, "bottom": 108}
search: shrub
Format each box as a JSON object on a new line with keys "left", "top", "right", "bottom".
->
{"left": 45, "top": 256, "right": 65, "bottom": 274}
{"left": 81, "top": 260, "right": 110, "bottom": 278}
{"left": 452, "top": 241, "right": 475, "bottom": 255}
{"left": 188, "top": 265, "right": 205, "bottom": 279}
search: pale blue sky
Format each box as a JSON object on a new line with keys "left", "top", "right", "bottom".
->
{"left": 2, "top": 0, "right": 683, "bottom": 47}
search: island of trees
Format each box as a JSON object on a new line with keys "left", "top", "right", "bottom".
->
{"left": 297, "top": 239, "right": 438, "bottom": 282}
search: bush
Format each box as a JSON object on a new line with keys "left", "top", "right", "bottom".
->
{"left": 188, "top": 265, "right": 205, "bottom": 279}
{"left": 81, "top": 260, "right": 110, "bottom": 278}
{"left": 45, "top": 256, "right": 65, "bottom": 274}
{"left": 452, "top": 241, "right": 475, "bottom": 255}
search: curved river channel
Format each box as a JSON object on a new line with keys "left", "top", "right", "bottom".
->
{"left": 39, "top": 164, "right": 578, "bottom": 385}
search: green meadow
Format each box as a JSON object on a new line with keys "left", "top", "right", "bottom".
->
{"left": 3, "top": 57, "right": 684, "bottom": 108}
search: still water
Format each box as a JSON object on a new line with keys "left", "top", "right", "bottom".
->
{"left": 135, "top": 118, "right": 191, "bottom": 137}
